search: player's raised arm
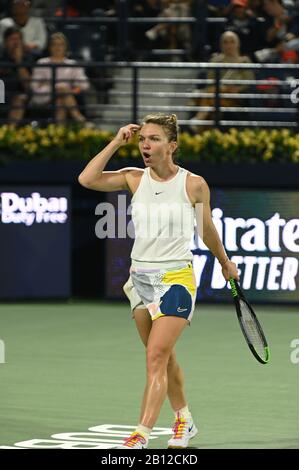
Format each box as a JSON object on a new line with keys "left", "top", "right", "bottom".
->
{"left": 78, "top": 124, "right": 140, "bottom": 191}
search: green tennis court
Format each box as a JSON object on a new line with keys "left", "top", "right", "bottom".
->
{"left": 0, "top": 302, "right": 298, "bottom": 449}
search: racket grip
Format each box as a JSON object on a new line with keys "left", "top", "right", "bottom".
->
{"left": 229, "top": 278, "right": 238, "bottom": 297}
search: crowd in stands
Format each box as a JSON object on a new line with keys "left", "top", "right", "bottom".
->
{"left": 190, "top": 30, "right": 255, "bottom": 129}
{"left": 30, "top": 32, "right": 90, "bottom": 125}
{"left": 0, "top": 0, "right": 298, "bottom": 127}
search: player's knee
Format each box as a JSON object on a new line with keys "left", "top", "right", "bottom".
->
{"left": 167, "top": 351, "right": 177, "bottom": 372}
{"left": 146, "top": 345, "right": 170, "bottom": 373}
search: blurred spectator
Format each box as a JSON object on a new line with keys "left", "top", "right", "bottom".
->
{"left": 55, "top": 2, "right": 80, "bottom": 17}
{"left": 131, "top": 0, "right": 162, "bottom": 16}
{"left": 190, "top": 31, "right": 254, "bottom": 128}
{"left": 223, "top": 0, "right": 266, "bottom": 60}
{"left": 262, "top": 0, "right": 299, "bottom": 46}
{"left": 254, "top": 0, "right": 299, "bottom": 61}
{"left": 0, "top": 26, "right": 33, "bottom": 126}
{"left": 247, "top": 0, "right": 265, "bottom": 16}
{"left": 128, "top": 0, "right": 162, "bottom": 57}
{"left": 0, "top": 0, "right": 47, "bottom": 56}
{"left": 55, "top": 0, "right": 116, "bottom": 16}
{"left": 28, "top": 1, "right": 60, "bottom": 13}
{"left": 207, "top": 0, "right": 231, "bottom": 16}
{"left": 253, "top": 47, "right": 299, "bottom": 122}
{"left": 254, "top": 76, "right": 283, "bottom": 121}
{"left": 145, "top": 0, "right": 192, "bottom": 51}
{"left": 30, "top": 32, "right": 90, "bottom": 125}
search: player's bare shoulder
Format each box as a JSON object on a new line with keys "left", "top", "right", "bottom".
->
{"left": 121, "top": 167, "right": 144, "bottom": 194}
{"left": 186, "top": 171, "right": 209, "bottom": 204}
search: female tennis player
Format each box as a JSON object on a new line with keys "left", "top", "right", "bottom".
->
{"left": 78, "top": 113, "right": 239, "bottom": 449}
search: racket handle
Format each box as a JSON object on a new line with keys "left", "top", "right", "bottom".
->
{"left": 229, "top": 278, "right": 238, "bottom": 297}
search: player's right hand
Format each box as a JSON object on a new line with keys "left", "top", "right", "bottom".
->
{"left": 113, "top": 124, "right": 140, "bottom": 147}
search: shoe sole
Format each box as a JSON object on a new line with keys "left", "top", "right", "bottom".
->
{"left": 167, "top": 425, "right": 198, "bottom": 449}
{"left": 116, "top": 445, "right": 148, "bottom": 449}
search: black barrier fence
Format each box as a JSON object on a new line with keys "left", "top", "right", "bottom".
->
{"left": 0, "top": 61, "right": 299, "bottom": 129}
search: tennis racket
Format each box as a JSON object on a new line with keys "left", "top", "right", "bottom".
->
{"left": 229, "top": 278, "right": 270, "bottom": 364}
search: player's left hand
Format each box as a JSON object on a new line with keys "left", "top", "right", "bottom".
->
{"left": 221, "top": 260, "right": 239, "bottom": 281}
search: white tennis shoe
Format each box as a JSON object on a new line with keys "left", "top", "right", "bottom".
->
{"left": 168, "top": 414, "right": 198, "bottom": 449}
{"left": 117, "top": 432, "right": 148, "bottom": 449}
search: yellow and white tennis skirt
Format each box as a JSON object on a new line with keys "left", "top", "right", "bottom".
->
{"left": 123, "top": 262, "right": 197, "bottom": 322}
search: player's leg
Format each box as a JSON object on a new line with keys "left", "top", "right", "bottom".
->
{"left": 167, "top": 349, "right": 187, "bottom": 411}
{"left": 156, "top": 263, "right": 198, "bottom": 447}
{"left": 117, "top": 305, "right": 154, "bottom": 449}
{"left": 140, "top": 315, "right": 188, "bottom": 428}
{"left": 133, "top": 307, "right": 152, "bottom": 347}
{"left": 121, "top": 271, "right": 197, "bottom": 449}
{"left": 119, "top": 277, "right": 155, "bottom": 449}
{"left": 119, "top": 313, "right": 187, "bottom": 449}
{"left": 134, "top": 309, "right": 187, "bottom": 418}
{"left": 133, "top": 307, "right": 152, "bottom": 427}
{"left": 134, "top": 309, "right": 198, "bottom": 447}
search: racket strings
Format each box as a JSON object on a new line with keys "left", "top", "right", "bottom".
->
{"left": 239, "top": 300, "right": 266, "bottom": 359}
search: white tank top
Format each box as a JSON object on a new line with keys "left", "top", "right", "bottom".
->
{"left": 130, "top": 167, "right": 195, "bottom": 266}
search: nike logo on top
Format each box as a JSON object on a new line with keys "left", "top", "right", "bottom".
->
{"left": 155, "top": 192, "right": 163, "bottom": 195}
{"left": 177, "top": 307, "right": 187, "bottom": 312}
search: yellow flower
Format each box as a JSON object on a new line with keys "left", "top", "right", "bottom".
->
{"left": 41, "top": 138, "right": 51, "bottom": 147}
{"left": 55, "top": 126, "right": 66, "bottom": 137}
{"left": 36, "top": 129, "right": 48, "bottom": 138}
{"left": 227, "top": 135, "right": 238, "bottom": 146}
{"left": 0, "top": 125, "right": 298, "bottom": 163}
{"left": 270, "top": 129, "right": 278, "bottom": 139}
{"left": 24, "top": 142, "right": 38, "bottom": 154}
{"left": 263, "top": 150, "right": 273, "bottom": 160}
{"left": 229, "top": 128, "right": 238, "bottom": 137}
{"left": 281, "top": 129, "right": 290, "bottom": 138}
{"left": 67, "top": 131, "right": 77, "bottom": 142}
{"left": 292, "top": 150, "right": 299, "bottom": 162}
{"left": 47, "top": 124, "right": 57, "bottom": 137}
{"left": 52, "top": 137, "right": 62, "bottom": 146}
{"left": 241, "top": 136, "right": 251, "bottom": 146}
{"left": 131, "top": 148, "right": 140, "bottom": 157}
{"left": 118, "top": 148, "right": 128, "bottom": 157}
